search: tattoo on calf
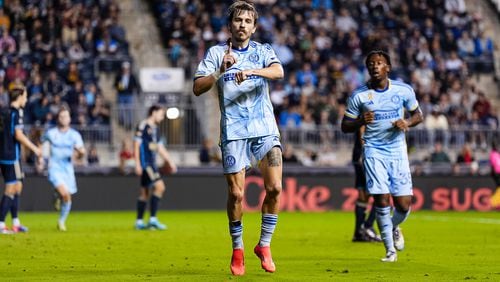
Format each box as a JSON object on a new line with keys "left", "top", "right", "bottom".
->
{"left": 267, "top": 148, "right": 282, "bottom": 167}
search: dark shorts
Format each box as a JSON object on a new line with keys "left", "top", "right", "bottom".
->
{"left": 353, "top": 162, "right": 366, "bottom": 190}
{"left": 0, "top": 161, "right": 23, "bottom": 184}
{"left": 140, "top": 165, "right": 161, "bottom": 188}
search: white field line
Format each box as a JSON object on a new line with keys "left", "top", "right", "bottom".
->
{"left": 413, "top": 215, "right": 500, "bottom": 225}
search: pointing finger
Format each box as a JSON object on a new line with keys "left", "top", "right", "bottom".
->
{"left": 226, "top": 38, "right": 232, "bottom": 54}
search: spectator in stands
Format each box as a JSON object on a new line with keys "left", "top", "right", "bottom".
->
{"left": 44, "top": 71, "right": 65, "bottom": 97}
{"left": 114, "top": 61, "right": 138, "bottom": 129}
{"left": 87, "top": 144, "right": 99, "bottom": 166}
{"left": 6, "top": 58, "right": 27, "bottom": 84}
{"left": 0, "top": 29, "right": 16, "bottom": 55}
{"left": 0, "top": 84, "right": 8, "bottom": 108}
{"left": 425, "top": 105, "right": 450, "bottom": 149}
{"left": 457, "top": 31, "right": 475, "bottom": 58}
{"left": 282, "top": 144, "right": 299, "bottom": 163}
{"left": 89, "top": 95, "right": 110, "bottom": 125}
{"left": 427, "top": 142, "right": 451, "bottom": 164}
{"left": 453, "top": 143, "right": 478, "bottom": 175}
{"left": 96, "top": 29, "right": 118, "bottom": 56}
{"left": 66, "top": 62, "right": 80, "bottom": 85}
{"left": 119, "top": 137, "right": 135, "bottom": 174}
{"left": 0, "top": 8, "right": 10, "bottom": 31}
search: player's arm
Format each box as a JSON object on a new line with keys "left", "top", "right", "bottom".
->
{"left": 133, "top": 139, "right": 142, "bottom": 176}
{"left": 392, "top": 106, "right": 424, "bottom": 132}
{"left": 15, "top": 128, "right": 42, "bottom": 157}
{"left": 74, "top": 146, "right": 86, "bottom": 159}
{"left": 193, "top": 73, "right": 219, "bottom": 96}
{"left": 341, "top": 111, "right": 374, "bottom": 133}
{"left": 235, "top": 63, "right": 284, "bottom": 84}
{"left": 158, "top": 143, "right": 177, "bottom": 174}
{"left": 194, "top": 40, "right": 236, "bottom": 96}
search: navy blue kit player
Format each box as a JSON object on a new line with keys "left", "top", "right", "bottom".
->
{"left": 0, "top": 87, "right": 42, "bottom": 234}
{"left": 133, "top": 105, "right": 177, "bottom": 231}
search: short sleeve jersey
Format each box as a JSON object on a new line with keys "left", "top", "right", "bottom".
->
{"left": 0, "top": 107, "right": 23, "bottom": 163}
{"left": 194, "top": 41, "right": 281, "bottom": 142}
{"left": 43, "top": 127, "right": 84, "bottom": 168}
{"left": 344, "top": 80, "right": 419, "bottom": 159}
{"left": 134, "top": 120, "right": 163, "bottom": 168}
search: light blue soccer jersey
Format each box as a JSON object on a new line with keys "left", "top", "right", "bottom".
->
{"left": 194, "top": 41, "right": 281, "bottom": 142}
{"left": 344, "top": 80, "right": 419, "bottom": 159}
{"left": 43, "top": 127, "right": 84, "bottom": 194}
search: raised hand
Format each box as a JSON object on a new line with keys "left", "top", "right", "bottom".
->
{"left": 221, "top": 39, "right": 237, "bottom": 73}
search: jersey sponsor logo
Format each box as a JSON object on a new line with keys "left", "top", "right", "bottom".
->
{"left": 223, "top": 72, "right": 260, "bottom": 82}
{"left": 374, "top": 110, "right": 399, "bottom": 120}
{"left": 225, "top": 155, "right": 236, "bottom": 167}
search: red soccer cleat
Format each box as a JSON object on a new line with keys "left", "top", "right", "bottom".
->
{"left": 230, "top": 248, "right": 245, "bottom": 276}
{"left": 254, "top": 245, "right": 276, "bottom": 273}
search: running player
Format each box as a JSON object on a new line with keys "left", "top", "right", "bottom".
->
{"left": 341, "top": 50, "right": 424, "bottom": 262}
{"left": 42, "top": 107, "right": 85, "bottom": 231}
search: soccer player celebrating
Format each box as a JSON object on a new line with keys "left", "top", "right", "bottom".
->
{"left": 341, "top": 50, "right": 423, "bottom": 262}
{"left": 133, "top": 105, "right": 177, "bottom": 231}
{"left": 193, "top": 1, "right": 284, "bottom": 276}
{"left": 0, "top": 87, "right": 42, "bottom": 234}
{"left": 351, "top": 126, "right": 381, "bottom": 243}
{"left": 42, "top": 107, "right": 85, "bottom": 231}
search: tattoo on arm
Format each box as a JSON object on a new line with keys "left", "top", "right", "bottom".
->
{"left": 266, "top": 147, "right": 282, "bottom": 167}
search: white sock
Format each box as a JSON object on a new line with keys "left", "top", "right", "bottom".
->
{"left": 12, "top": 217, "right": 20, "bottom": 226}
{"left": 229, "top": 220, "right": 243, "bottom": 249}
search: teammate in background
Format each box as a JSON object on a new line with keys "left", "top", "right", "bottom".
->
{"left": 134, "top": 105, "right": 177, "bottom": 231}
{"left": 341, "top": 50, "right": 423, "bottom": 262}
{"left": 42, "top": 107, "right": 85, "bottom": 231}
{"left": 0, "top": 87, "right": 42, "bottom": 234}
{"left": 193, "top": 1, "right": 284, "bottom": 276}
{"left": 351, "top": 126, "right": 381, "bottom": 242}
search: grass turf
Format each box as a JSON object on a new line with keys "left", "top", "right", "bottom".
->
{"left": 1, "top": 211, "right": 499, "bottom": 281}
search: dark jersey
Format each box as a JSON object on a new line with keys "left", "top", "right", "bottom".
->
{"left": 352, "top": 129, "right": 363, "bottom": 163}
{"left": 0, "top": 107, "right": 23, "bottom": 163}
{"left": 134, "top": 120, "right": 162, "bottom": 169}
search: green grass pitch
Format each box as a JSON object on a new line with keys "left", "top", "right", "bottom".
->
{"left": 1, "top": 211, "right": 499, "bottom": 281}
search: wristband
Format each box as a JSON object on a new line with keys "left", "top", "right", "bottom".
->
{"left": 212, "top": 70, "right": 222, "bottom": 80}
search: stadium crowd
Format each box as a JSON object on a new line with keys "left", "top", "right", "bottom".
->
{"left": 0, "top": 0, "right": 132, "bottom": 130}
{"left": 150, "top": 0, "right": 498, "bottom": 157}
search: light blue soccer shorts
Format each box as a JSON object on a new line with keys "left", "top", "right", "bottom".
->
{"left": 221, "top": 135, "right": 282, "bottom": 174}
{"left": 48, "top": 165, "right": 78, "bottom": 195}
{"left": 363, "top": 157, "right": 413, "bottom": 196}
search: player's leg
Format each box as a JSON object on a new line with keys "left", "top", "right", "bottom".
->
{"left": 363, "top": 196, "right": 381, "bottom": 242}
{"left": 11, "top": 181, "right": 29, "bottom": 233}
{"left": 225, "top": 169, "right": 246, "bottom": 276}
{"left": 222, "top": 139, "right": 250, "bottom": 276}
{"left": 353, "top": 162, "right": 368, "bottom": 241}
{"left": 148, "top": 178, "right": 167, "bottom": 230}
{"left": 391, "top": 195, "right": 412, "bottom": 251}
{"left": 0, "top": 182, "right": 16, "bottom": 234}
{"left": 389, "top": 158, "right": 414, "bottom": 252}
{"left": 55, "top": 184, "right": 72, "bottom": 231}
{"left": 135, "top": 184, "right": 148, "bottom": 230}
{"left": 365, "top": 157, "right": 396, "bottom": 261}
{"left": 1, "top": 163, "right": 23, "bottom": 233}
{"left": 135, "top": 170, "right": 150, "bottom": 230}
{"left": 254, "top": 139, "right": 282, "bottom": 273}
